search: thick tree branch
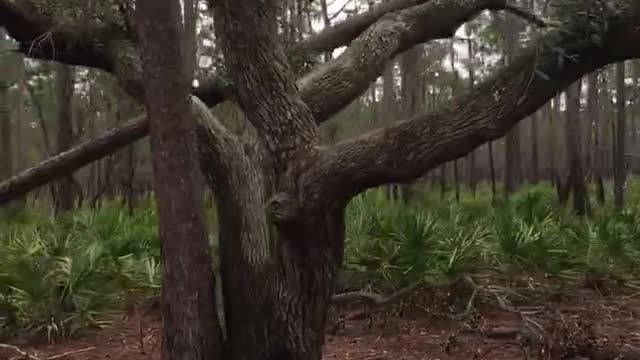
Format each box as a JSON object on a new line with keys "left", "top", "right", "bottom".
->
{"left": 301, "top": 0, "right": 640, "bottom": 208}
{"left": 299, "top": 0, "right": 525, "bottom": 123}
{"left": 0, "top": 0, "right": 597, "bottom": 203}
{"left": 0, "top": 98, "right": 236, "bottom": 205}
{"left": 288, "top": 0, "right": 431, "bottom": 56}
{"left": 213, "top": 0, "right": 318, "bottom": 165}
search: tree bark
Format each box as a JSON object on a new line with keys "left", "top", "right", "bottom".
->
{"left": 54, "top": 63, "right": 76, "bottom": 214}
{"left": 0, "top": 29, "right": 12, "bottom": 182}
{"left": 530, "top": 111, "right": 540, "bottom": 184}
{"left": 211, "top": 1, "right": 338, "bottom": 358}
{"left": 502, "top": 10, "right": 524, "bottom": 197}
{"left": 135, "top": 1, "right": 223, "bottom": 360}
{"left": 565, "top": 78, "right": 590, "bottom": 215}
{"left": 614, "top": 61, "right": 626, "bottom": 211}
{"left": 587, "top": 72, "right": 606, "bottom": 204}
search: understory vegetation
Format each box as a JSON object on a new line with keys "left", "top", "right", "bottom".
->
{"left": 2, "top": 181, "right": 640, "bottom": 341}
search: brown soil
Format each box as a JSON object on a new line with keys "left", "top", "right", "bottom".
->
{"left": 4, "top": 284, "right": 640, "bottom": 360}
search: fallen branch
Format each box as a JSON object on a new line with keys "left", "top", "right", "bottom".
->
{"left": 331, "top": 278, "right": 428, "bottom": 307}
{"left": 0, "top": 344, "right": 94, "bottom": 360}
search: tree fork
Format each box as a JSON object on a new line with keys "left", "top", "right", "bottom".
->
{"left": 0, "top": 0, "right": 544, "bottom": 190}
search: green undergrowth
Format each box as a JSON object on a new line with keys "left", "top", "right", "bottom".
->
{"left": 1, "top": 181, "right": 640, "bottom": 340}
{"left": 344, "top": 181, "right": 640, "bottom": 291}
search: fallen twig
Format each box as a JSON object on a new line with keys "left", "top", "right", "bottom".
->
{"left": 0, "top": 344, "right": 94, "bottom": 360}
{"left": 331, "top": 279, "right": 422, "bottom": 306}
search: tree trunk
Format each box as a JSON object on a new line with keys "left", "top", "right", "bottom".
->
{"left": 319, "top": 0, "right": 332, "bottom": 61}
{"left": 502, "top": 10, "right": 523, "bottom": 197}
{"left": 614, "top": 61, "right": 626, "bottom": 211}
{"left": 135, "top": 1, "right": 223, "bottom": 359}
{"left": 14, "top": 56, "right": 26, "bottom": 172}
{"left": 381, "top": 62, "right": 398, "bottom": 199}
{"left": 565, "top": 78, "right": 590, "bottom": 215}
{"left": 54, "top": 63, "right": 76, "bottom": 214}
{"left": 399, "top": 45, "right": 424, "bottom": 202}
{"left": 466, "top": 36, "right": 477, "bottom": 196}
{"left": 0, "top": 29, "right": 12, "bottom": 182}
{"left": 440, "top": 164, "right": 447, "bottom": 200}
{"left": 530, "top": 111, "right": 540, "bottom": 184}
{"left": 488, "top": 141, "right": 496, "bottom": 203}
{"left": 587, "top": 72, "right": 606, "bottom": 204}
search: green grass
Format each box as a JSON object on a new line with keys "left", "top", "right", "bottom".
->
{"left": 1, "top": 180, "right": 640, "bottom": 340}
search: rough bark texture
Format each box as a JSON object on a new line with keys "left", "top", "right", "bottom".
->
{"left": 135, "top": 1, "right": 222, "bottom": 360}
{"left": 209, "top": 1, "right": 340, "bottom": 359}
{"left": 54, "top": 63, "right": 76, "bottom": 214}
{"left": 0, "top": 0, "right": 539, "bottom": 200}
{"left": 0, "top": 2, "right": 640, "bottom": 360}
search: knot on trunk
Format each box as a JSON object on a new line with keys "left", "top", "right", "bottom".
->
{"left": 267, "top": 192, "right": 303, "bottom": 224}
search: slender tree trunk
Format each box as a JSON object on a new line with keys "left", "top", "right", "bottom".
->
{"left": 14, "top": 57, "right": 26, "bottom": 172}
{"left": 502, "top": 11, "right": 523, "bottom": 197}
{"left": 488, "top": 141, "right": 496, "bottom": 203}
{"left": 449, "top": 41, "right": 461, "bottom": 202}
{"left": 565, "top": 78, "right": 590, "bottom": 215}
{"left": 54, "top": 63, "right": 76, "bottom": 214}
{"left": 530, "top": 111, "right": 540, "bottom": 184}
{"left": 587, "top": 72, "right": 606, "bottom": 204}
{"left": 614, "top": 61, "right": 626, "bottom": 211}
{"left": 0, "top": 30, "right": 12, "bottom": 182}
{"left": 440, "top": 164, "right": 447, "bottom": 200}
{"left": 466, "top": 36, "right": 477, "bottom": 197}
{"left": 381, "top": 62, "right": 398, "bottom": 199}
{"left": 135, "top": 1, "right": 223, "bottom": 359}
{"left": 399, "top": 45, "right": 424, "bottom": 202}
{"left": 552, "top": 94, "right": 562, "bottom": 192}
{"left": 319, "top": 0, "right": 332, "bottom": 61}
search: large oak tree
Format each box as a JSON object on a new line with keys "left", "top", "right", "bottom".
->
{"left": 2, "top": 0, "right": 640, "bottom": 359}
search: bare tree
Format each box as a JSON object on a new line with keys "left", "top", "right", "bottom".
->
{"left": 1, "top": 1, "right": 640, "bottom": 358}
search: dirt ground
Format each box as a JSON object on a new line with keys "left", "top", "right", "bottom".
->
{"left": 4, "top": 281, "right": 640, "bottom": 360}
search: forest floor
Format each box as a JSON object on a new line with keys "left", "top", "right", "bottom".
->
{"left": 4, "top": 277, "right": 640, "bottom": 360}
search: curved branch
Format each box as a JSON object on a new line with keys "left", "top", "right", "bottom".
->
{"left": 302, "top": 1, "right": 640, "bottom": 208}
{"left": 300, "top": 0, "right": 520, "bottom": 123}
{"left": 213, "top": 0, "right": 318, "bottom": 164}
{"left": 288, "top": 0, "right": 431, "bottom": 56}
